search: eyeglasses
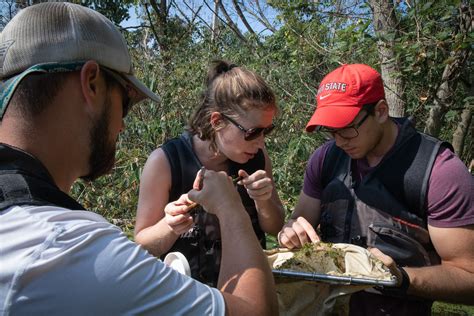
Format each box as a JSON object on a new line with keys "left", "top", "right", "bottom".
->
{"left": 319, "top": 112, "right": 370, "bottom": 140}
{"left": 100, "top": 67, "right": 133, "bottom": 118}
{"left": 220, "top": 113, "right": 275, "bottom": 141}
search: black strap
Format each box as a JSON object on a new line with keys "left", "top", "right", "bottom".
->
{"left": 0, "top": 144, "right": 85, "bottom": 211}
{"left": 321, "top": 118, "right": 451, "bottom": 218}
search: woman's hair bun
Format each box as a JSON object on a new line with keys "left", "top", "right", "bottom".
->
{"left": 207, "top": 60, "right": 238, "bottom": 85}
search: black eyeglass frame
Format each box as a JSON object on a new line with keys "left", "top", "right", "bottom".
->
{"left": 220, "top": 113, "right": 275, "bottom": 141}
{"left": 319, "top": 111, "right": 371, "bottom": 140}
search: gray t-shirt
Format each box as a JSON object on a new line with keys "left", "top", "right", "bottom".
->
{"left": 0, "top": 205, "right": 225, "bottom": 315}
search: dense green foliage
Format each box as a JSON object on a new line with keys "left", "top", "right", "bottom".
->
{"left": 67, "top": 0, "right": 472, "bottom": 230}
{"left": 2, "top": 1, "right": 472, "bottom": 313}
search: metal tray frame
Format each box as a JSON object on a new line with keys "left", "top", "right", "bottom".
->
{"left": 273, "top": 269, "right": 398, "bottom": 287}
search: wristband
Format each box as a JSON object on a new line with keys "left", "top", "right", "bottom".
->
{"left": 397, "top": 265, "right": 410, "bottom": 294}
{"left": 376, "top": 265, "right": 410, "bottom": 297}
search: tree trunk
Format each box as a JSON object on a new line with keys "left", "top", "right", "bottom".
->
{"left": 211, "top": 0, "right": 220, "bottom": 42}
{"left": 424, "top": 3, "right": 472, "bottom": 137}
{"left": 452, "top": 107, "right": 472, "bottom": 157}
{"left": 369, "top": 0, "right": 405, "bottom": 117}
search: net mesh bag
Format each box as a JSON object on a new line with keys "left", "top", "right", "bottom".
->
{"left": 266, "top": 243, "right": 393, "bottom": 316}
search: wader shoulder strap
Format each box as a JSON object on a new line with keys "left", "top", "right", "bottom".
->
{"left": 320, "top": 120, "right": 452, "bottom": 218}
{"left": 321, "top": 142, "right": 350, "bottom": 188}
{"left": 373, "top": 120, "right": 452, "bottom": 217}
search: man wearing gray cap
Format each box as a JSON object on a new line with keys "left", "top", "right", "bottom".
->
{"left": 0, "top": 3, "right": 276, "bottom": 315}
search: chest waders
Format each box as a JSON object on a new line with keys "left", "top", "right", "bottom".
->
{"left": 319, "top": 118, "right": 452, "bottom": 315}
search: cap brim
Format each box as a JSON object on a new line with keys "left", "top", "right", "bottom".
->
{"left": 0, "top": 66, "right": 46, "bottom": 120}
{"left": 124, "top": 74, "right": 160, "bottom": 105}
{"left": 306, "top": 105, "right": 361, "bottom": 132}
{"left": 1, "top": 63, "right": 160, "bottom": 120}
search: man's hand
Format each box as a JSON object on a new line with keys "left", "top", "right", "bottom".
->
{"left": 369, "top": 247, "right": 404, "bottom": 286}
{"left": 278, "top": 216, "right": 320, "bottom": 249}
{"left": 188, "top": 169, "right": 243, "bottom": 217}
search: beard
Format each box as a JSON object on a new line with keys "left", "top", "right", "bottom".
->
{"left": 80, "top": 97, "right": 117, "bottom": 182}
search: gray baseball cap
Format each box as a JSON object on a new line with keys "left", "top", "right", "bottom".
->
{"left": 0, "top": 2, "right": 159, "bottom": 119}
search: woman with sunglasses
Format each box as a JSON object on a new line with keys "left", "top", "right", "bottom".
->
{"left": 135, "top": 60, "right": 285, "bottom": 286}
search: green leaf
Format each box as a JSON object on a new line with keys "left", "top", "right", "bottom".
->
{"left": 422, "top": 2, "right": 433, "bottom": 11}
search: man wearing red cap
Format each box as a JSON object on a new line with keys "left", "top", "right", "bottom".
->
{"left": 278, "top": 64, "right": 474, "bottom": 315}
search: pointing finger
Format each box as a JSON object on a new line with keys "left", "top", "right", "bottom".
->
{"left": 296, "top": 217, "right": 320, "bottom": 243}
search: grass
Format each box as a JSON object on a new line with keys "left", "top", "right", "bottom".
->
{"left": 432, "top": 302, "right": 474, "bottom": 315}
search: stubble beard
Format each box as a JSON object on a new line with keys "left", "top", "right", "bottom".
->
{"left": 81, "top": 96, "right": 117, "bottom": 182}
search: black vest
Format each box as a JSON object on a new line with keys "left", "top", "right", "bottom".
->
{"left": 320, "top": 118, "right": 452, "bottom": 265}
{"left": 161, "top": 132, "right": 266, "bottom": 286}
{"left": 0, "top": 143, "right": 85, "bottom": 212}
{"left": 319, "top": 118, "right": 452, "bottom": 314}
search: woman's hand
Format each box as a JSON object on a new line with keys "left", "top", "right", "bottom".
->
{"left": 163, "top": 194, "right": 194, "bottom": 235}
{"left": 238, "top": 169, "right": 273, "bottom": 202}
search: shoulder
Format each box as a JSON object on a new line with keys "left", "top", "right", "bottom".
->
{"left": 302, "top": 141, "right": 334, "bottom": 199}
{"left": 161, "top": 134, "right": 186, "bottom": 151}
{"left": 2, "top": 204, "right": 109, "bottom": 229}
{"left": 430, "top": 146, "right": 470, "bottom": 182}
{"left": 159, "top": 133, "right": 200, "bottom": 166}
{"left": 3, "top": 205, "right": 225, "bottom": 314}
{"left": 1, "top": 205, "right": 120, "bottom": 292}
{"left": 307, "top": 140, "right": 334, "bottom": 168}
{"left": 427, "top": 147, "right": 474, "bottom": 227}
{"left": 139, "top": 148, "right": 172, "bottom": 199}
{"left": 141, "top": 148, "right": 172, "bottom": 182}
{"left": 145, "top": 147, "right": 168, "bottom": 166}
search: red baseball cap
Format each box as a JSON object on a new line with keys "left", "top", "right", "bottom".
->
{"left": 306, "top": 64, "right": 385, "bottom": 131}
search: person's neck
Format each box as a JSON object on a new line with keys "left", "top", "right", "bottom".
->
{"left": 365, "top": 119, "right": 398, "bottom": 167}
{"left": 192, "top": 135, "right": 229, "bottom": 172}
{"left": 0, "top": 116, "right": 86, "bottom": 193}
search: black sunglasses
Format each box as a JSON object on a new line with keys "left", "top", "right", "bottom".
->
{"left": 220, "top": 113, "right": 275, "bottom": 141}
{"left": 101, "top": 67, "right": 133, "bottom": 118}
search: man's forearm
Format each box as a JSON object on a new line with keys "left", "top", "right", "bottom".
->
{"left": 218, "top": 207, "right": 278, "bottom": 315}
{"left": 406, "top": 264, "right": 474, "bottom": 304}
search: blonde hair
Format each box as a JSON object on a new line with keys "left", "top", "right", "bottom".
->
{"left": 188, "top": 60, "right": 277, "bottom": 151}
